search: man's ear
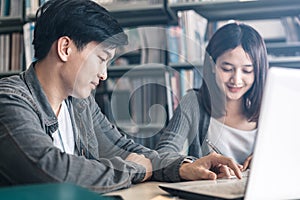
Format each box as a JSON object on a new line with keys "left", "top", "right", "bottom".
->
{"left": 57, "top": 36, "right": 72, "bottom": 62}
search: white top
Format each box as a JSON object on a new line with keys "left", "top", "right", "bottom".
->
{"left": 52, "top": 101, "right": 75, "bottom": 155}
{"left": 204, "top": 117, "right": 257, "bottom": 164}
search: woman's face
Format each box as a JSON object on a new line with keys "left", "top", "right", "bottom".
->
{"left": 214, "top": 45, "right": 255, "bottom": 102}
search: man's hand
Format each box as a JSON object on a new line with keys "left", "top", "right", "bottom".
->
{"left": 179, "top": 152, "right": 242, "bottom": 180}
{"left": 125, "top": 153, "right": 153, "bottom": 182}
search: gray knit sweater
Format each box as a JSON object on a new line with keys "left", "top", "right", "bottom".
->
{"left": 156, "top": 90, "right": 211, "bottom": 158}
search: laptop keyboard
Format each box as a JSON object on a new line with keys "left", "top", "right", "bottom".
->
{"left": 187, "top": 178, "right": 247, "bottom": 197}
{"left": 159, "top": 170, "right": 250, "bottom": 199}
{"left": 204, "top": 171, "right": 249, "bottom": 195}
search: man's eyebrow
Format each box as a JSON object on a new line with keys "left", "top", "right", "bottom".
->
{"left": 103, "top": 49, "right": 113, "bottom": 60}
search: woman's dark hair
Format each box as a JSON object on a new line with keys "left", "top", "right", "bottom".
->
{"left": 33, "top": 0, "right": 128, "bottom": 61}
{"left": 200, "top": 22, "right": 268, "bottom": 122}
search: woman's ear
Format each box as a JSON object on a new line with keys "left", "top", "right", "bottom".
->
{"left": 57, "top": 36, "right": 72, "bottom": 62}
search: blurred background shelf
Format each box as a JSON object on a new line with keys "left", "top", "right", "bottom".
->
{"left": 0, "top": 17, "right": 23, "bottom": 33}
{"left": 0, "top": 71, "right": 21, "bottom": 78}
{"left": 267, "top": 42, "right": 300, "bottom": 57}
{"left": 102, "top": 0, "right": 177, "bottom": 27}
{"left": 269, "top": 56, "right": 300, "bottom": 68}
{"left": 169, "top": 0, "right": 300, "bottom": 21}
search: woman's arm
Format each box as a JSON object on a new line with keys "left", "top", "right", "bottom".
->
{"left": 155, "top": 91, "right": 201, "bottom": 154}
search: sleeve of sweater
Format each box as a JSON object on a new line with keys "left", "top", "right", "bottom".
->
{"left": 155, "top": 90, "right": 201, "bottom": 154}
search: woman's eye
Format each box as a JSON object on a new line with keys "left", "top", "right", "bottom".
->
{"left": 243, "top": 68, "right": 254, "bottom": 74}
{"left": 243, "top": 70, "right": 253, "bottom": 74}
{"left": 221, "top": 67, "right": 233, "bottom": 72}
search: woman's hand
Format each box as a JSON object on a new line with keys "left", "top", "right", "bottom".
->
{"left": 242, "top": 154, "right": 253, "bottom": 171}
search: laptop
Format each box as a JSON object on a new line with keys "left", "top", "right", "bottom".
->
{"left": 159, "top": 66, "right": 300, "bottom": 200}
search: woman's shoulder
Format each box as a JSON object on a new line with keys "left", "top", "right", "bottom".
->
{"left": 181, "top": 89, "right": 202, "bottom": 103}
{"left": 179, "top": 89, "right": 203, "bottom": 110}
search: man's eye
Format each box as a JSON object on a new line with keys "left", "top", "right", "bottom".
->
{"left": 98, "top": 57, "right": 105, "bottom": 63}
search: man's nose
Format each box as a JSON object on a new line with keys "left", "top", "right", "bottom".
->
{"left": 98, "top": 69, "right": 107, "bottom": 81}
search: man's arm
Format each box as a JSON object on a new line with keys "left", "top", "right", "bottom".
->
{"left": 0, "top": 92, "right": 147, "bottom": 193}
{"left": 125, "top": 153, "right": 152, "bottom": 181}
{"left": 179, "top": 153, "right": 243, "bottom": 180}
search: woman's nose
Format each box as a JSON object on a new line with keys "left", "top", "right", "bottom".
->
{"left": 230, "top": 70, "right": 243, "bottom": 85}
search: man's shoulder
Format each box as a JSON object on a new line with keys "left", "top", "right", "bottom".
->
{"left": 0, "top": 75, "right": 36, "bottom": 112}
{"left": 0, "top": 74, "right": 28, "bottom": 95}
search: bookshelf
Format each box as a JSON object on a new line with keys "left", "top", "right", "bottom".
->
{"left": 269, "top": 56, "right": 300, "bottom": 68}
{"left": 1, "top": 0, "right": 300, "bottom": 74}
{"left": 0, "top": 17, "right": 23, "bottom": 33}
{"left": 102, "top": 0, "right": 177, "bottom": 27}
{"left": 169, "top": 0, "right": 300, "bottom": 21}
{"left": 267, "top": 42, "right": 300, "bottom": 57}
{"left": 0, "top": 70, "right": 20, "bottom": 78}
{"left": 169, "top": 0, "right": 300, "bottom": 68}
{"left": 0, "top": 0, "right": 24, "bottom": 75}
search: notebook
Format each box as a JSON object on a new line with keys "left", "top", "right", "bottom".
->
{"left": 159, "top": 66, "right": 300, "bottom": 200}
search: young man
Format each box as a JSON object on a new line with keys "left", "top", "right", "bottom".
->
{"left": 0, "top": 0, "right": 241, "bottom": 193}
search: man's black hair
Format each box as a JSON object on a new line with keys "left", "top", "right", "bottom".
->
{"left": 33, "top": 0, "right": 128, "bottom": 61}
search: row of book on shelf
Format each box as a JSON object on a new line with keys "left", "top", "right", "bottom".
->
{"left": 114, "top": 9, "right": 208, "bottom": 66}
{"left": 1, "top": 0, "right": 50, "bottom": 18}
{"left": 25, "top": 0, "right": 49, "bottom": 17}
{"left": 0, "top": 32, "right": 23, "bottom": 73}
{"left": 0, "top": 21, "right": 35, "bottom": 73}
{"left": 0, "top": 0, "right": 22, "bottom": 17}
{"left": 25, "top": 0, "right": 163, "bottom": 17}
{"left": 167, "top": 9, "right": 208, "bottom": 64}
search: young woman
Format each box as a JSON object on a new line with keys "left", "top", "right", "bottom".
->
{"left": 156, "top": 22, "right": 268, "bottom": 170}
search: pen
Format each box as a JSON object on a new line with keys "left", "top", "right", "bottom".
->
{"left": 206, "top": 139, "right": 223, "bottom": 155}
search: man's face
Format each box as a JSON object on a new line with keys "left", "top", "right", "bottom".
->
{"left": 63, "top": 41, "right": 115, "bottom": 99}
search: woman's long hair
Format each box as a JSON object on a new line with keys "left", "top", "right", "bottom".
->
{"left": 200, "top": 22, "right": 268, "bottom": 122}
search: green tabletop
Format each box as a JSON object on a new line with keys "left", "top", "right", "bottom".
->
{"left": 0, "top": 183, "right": 117, "bottom": 200}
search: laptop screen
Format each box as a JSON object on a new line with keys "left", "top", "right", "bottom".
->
{"left": 245, "top": 66, "right": 300, "bottom": 199}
